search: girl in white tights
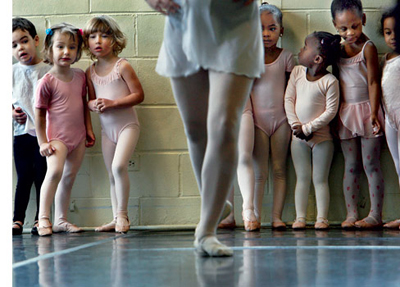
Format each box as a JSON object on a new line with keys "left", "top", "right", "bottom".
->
{"left": 237, "top": 3, "right": 294, "bottom": 231}
{"left": 285, "top": 32, "right": 341, "bottom": 230}
{"left": 146, "top": 0, "right": 264, "bottom": 257}
{"left": 84, "top": 16, "right": 144, "bottom": 233}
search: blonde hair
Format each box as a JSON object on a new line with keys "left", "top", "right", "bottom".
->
{"left": 42, "top": 22, "right": 83, "bottom": 64}
{"left": 83, "top": 15, "right": 127, "bottom": 60}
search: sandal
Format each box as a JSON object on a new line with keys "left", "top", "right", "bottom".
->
{"left": 31, "top": 220, "right": 39, "bottom": 235}
{"left": 292, "top": 218, "right": 306, "bottom": 230}
{"left": 12, "top": 221, "right": 23, "bottom": 235}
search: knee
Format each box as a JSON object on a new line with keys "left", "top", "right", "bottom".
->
{"left": 111, "top": 162, "right": 127, "bottom": 178}
{"left": 184, "top": 121, "right": 207, "bottom": 145}
{"left": 46, "top": 167, "right": 63, "bottom": 183}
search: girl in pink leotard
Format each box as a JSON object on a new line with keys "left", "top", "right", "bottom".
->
{"left": 331, "top": 0, "right": 385, "bottom": 229}
{"left": 237, "top": 3, "right": 294, "bottom": 231}
{"left": 84, "top": 15, "right": 144, "bottom": 233}
{"left": 35, "top": 23, "right": 96, "bottom": 236}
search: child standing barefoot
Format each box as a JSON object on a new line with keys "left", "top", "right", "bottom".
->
{"left": 35, "top": 23, "right": 95, "bottom": 236}
{"left": 84, "top": 15, "right": 144, "bottom": 233}
{"left": 378, "top": 7, "right": 400, "bottom": 229}
{"left": 331, "top": 0, "right": 385, "bottom": 229}
{"left": 237, "top": 3, "right": 294, "bottom": 231}
{"left": 285, "top": 32, "right": 341, "bottom": 230}
{"left": 12, "top": 18, "right": 50, "bottom": 235}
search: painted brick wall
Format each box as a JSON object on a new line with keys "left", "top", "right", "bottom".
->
{"left": 12, "top": 0, "right": 399, "bottom": 229}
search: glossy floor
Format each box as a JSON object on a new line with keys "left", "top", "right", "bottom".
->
{"left": 13, "top": 228, "right": 400, "bottom": 286}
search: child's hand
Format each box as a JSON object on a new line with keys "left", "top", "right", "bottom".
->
{"left": 86, "top": 130, "right": 96, "bottom": 148}
{"left": 145, "top": 0, "right": 181, "bottom": 15}
{"left": 95, "top": 98, "right": 113, "bottom": 113}
{"left": 371, "top": 115, "right": 382, "bottom": 135}
{"left": 292, "top": 124, "right": 306, "bottom": 140}
{"left": 13, "top": 107, "right": 27, "bottom": 124}
{"left": 39, "top": 143, "right": 56, "bottom": 157}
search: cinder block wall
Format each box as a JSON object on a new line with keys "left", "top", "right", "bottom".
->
{"left": 12, "top": 0, "right": 399, "bottom": 229}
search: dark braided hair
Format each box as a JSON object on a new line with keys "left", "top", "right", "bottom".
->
{"left": 331, "top": 0, "right": 363, "bottom": 19}
{"left": 312, "top": 31, "right": 342, "bottom": 66}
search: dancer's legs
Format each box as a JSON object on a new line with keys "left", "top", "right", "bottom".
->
{"left": 195, "top": 70, "right": 253, "bottom": 240}
{"left": 170, "top": 70, "right": 209, "bottom": 192}
{"left": 269, "top": 123, "right": 291, "bottom": 223}
{"left": 312, "top": 140, "right": 334, "bottom": 220}
{"left": 237, "top": 109, "right": 256, "bottom": 221}
{"left": 341, "top": 138, "right": 363, "bottom": 222}
{"left": 385, "top": 120, "right": 400, "bottom": 179}
{"left": 53, "top": 140, "right": 86, "bottom": 225}
{"left": 360, "top": 137, "right": 384, "bottom": 223}
{"left": 291, "top": 139, "right": 312, "bottom": 220}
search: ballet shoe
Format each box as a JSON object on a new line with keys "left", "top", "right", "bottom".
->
{"left": 53, "top": 221, "right": 83, "bottom": 233}
{"left": 383, "top": 219, "right": 400, "bottom": 229}
{"left": 115, "top": 215, "right": 130, "bottom": 233}
{"left": 194, "top": 235, "right": 233, "bottom": 257}
{"left": 354, "top": 217, "right": 383, "bottom": 230}
{"left": 292, "top": 218, "right": 306, "bottom": 230}
{"left": 341, "top": 217, "right": 357, "bottom": 229}
{"left": 38, "top": 218, "right": 53, "bottom": 237}
{"left": 272, "top": 220, "right": 286, "bottom": 230}
{"left": 314, "top": 218, "right": 329, "bottom": 230}
{"left": 218, "top": 220, "right": 236, "bottom": 230}
{"left": 95, "top": 219, "right": 117, "bottom": 232}
{"left": 242, "top": 209, "right": 260, "bottom": 232}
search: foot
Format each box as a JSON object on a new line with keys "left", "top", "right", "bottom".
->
{"left": 242, "top": 209, "right": 260, "bottom": 232}
{"left": 383, "top": 219, "right": 400, "bottom": 229}
{"left": 38, "top": 218, "right": 53, "bottom": 236}
{"left": 354, "top": 216, "right": 383, "bottom": 230}
{"left": 292, "top": 218, "right": 306, "bottom": 230}
{"left": 272, "top": 220, "right": 286, "bottom": 230}
{"left": 12, "top": 221, "right": 23, "bottom": 235}
{"left": 341, "top": 217, "right": 357, "bottom": 229}
{"left": 115, "top": 215, "right": 130, "bottom": 233}
{"left": 53, "top": 221, "right": 83, "bottom": 233}
{"left": 194, "top": 235, "right": 233, "bottom": 257}
{"left": 219, "top": 201, "right": 232, "bottom": 224}
{"left": 95, "top": 219, "right": 117, "bottom": 232}
{"left": 31, "top": 220, "right": 39, "bottom": 235}
{"left": 218, "top": 214, "right": 236, "bottom": 229}
{"left": 314, "top": 218, "right": 329, "bottom": 230}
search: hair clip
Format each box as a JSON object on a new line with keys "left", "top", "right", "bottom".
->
{"left": 78, "top": 29, "right": 83, "bottom": 36}
{"left": 320, "top": 38, "right": 325, "bottom": 46}
{"left": 45, "top": 28, "right": 53, "bottom": 36}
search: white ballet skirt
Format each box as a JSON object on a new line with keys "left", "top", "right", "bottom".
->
{"left": 156, "top": 0, "right": 265, "bottom": 78}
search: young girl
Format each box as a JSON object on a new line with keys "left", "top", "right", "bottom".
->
{"left": 284, "top": 31, "right": 341, "bottom": 230}
{"left": 379, "top": 7, "right": 400, "bottom": 229}
{"left": 84, "top": 15, "right": 144, "bottom": 233}
{"left": 237, "top": 3, "right": 294, "bottom": 231}
{"left": 331, "top": 0, "right": 385, "bottom": 229}
{"left": 35, "top": 23, "right": 95, "bottom": 236}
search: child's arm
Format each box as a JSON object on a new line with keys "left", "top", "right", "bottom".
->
{"left": 86, "top": 68, "right": 99, "bottom": 113}
{"left": 364, "top": 42, "right": 382, "bottom": 134}
{"left": 82, "top": 72, "right": 95, "bottom": 148}
{"left": 284, "top": 69, "right": 301, "bottom": 129}
{"left": 35, "top": 108, "right": 55, "bottom": 156}
{"left": 95, "top": 61, "right": 144, "bottom": 113}
{"left": 301, "top": 80, "right": 340, "bottom": 136}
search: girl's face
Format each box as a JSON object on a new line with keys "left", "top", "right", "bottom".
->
{"left": 298, "top": 35, "right": 320, "bottom": 67}
{"left": 51, "top": 31, "right": 78, "bottom": 67}
{"left": 88, "top": 31, "right": 114, "bottom": 58}
{"left": 12, "top": 29, "right": 39, "bottom": 65}
{"left": 383, "top": 17, "right": 396, "bottom": 52}
{"left": 260, "top": 12, "right": 282, "bottom": 49}
{"left": 333, "top": 9, "right": 365, "bottom": 45}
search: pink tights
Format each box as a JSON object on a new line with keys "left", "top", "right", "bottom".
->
{"left": 341, "top": 137, "right": 384, "bottom": 223}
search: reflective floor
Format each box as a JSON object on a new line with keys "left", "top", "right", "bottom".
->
{"left": 13, "top": 228, "right": 400, "bottom": 287}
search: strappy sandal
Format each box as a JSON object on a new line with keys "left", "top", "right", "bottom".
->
{"left": 12, "top": 221, "right": 23, "bottom": 235}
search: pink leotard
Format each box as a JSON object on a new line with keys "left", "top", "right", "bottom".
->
{"left": 35, "top": 69, "right": 87, "bottom": 153}
{"left": 90, "top": 58, "right": 140, "bottom": 144}
{"left": 337, "top": 40, "right": 384, "bottom": 139}
{"left": 284, "top": 66, "right": 339, "bottom": 148}
{"left": 251, "top": 49, "right": 294, "bottom": 137}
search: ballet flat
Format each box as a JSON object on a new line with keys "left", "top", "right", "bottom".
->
{"left": 53, "top": 221, "right": 83, "bottom": 233}
{"left": 38, "top": 218, "right": 53, "bottom": 237}
{"left": 272, "top": 221, "right": 286, "bottom": 230}
{"left": 242, "top": 209, "right": 260, "bottom": 232}
{"left": 354, "top": 217, "right": 383, "bottom": 230}
{"left": 194, "top": 235, "right": 233, "bottom": 257}
{"left": 116, "top": 215, "right": 130, "bottom": 233}
{"left": 95, "top": 219, "right": 117, "bottom": 232}
{"left": 383, "top": 219, "right": 400, "bottom": 229}
{"left": 314, "top": 218, "right": 329, "bottom": 230}
{"left": 292, "top": 218, "right": 306, "bottom": 230}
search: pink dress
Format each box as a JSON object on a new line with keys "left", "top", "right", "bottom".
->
{"left": 337, "top": 40, "right": 384, "bottom": 139}
{"left": 35, "top": 69, "right": 86, "bottom": 153}
{"left": 251, "top": 49, "right": 294, "bottom": 137}
{"left": 90, "top": 58, "right": 140, "bottom": 143}
{"left": 284, "top": 66, "right": 339, "bottom": 148}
